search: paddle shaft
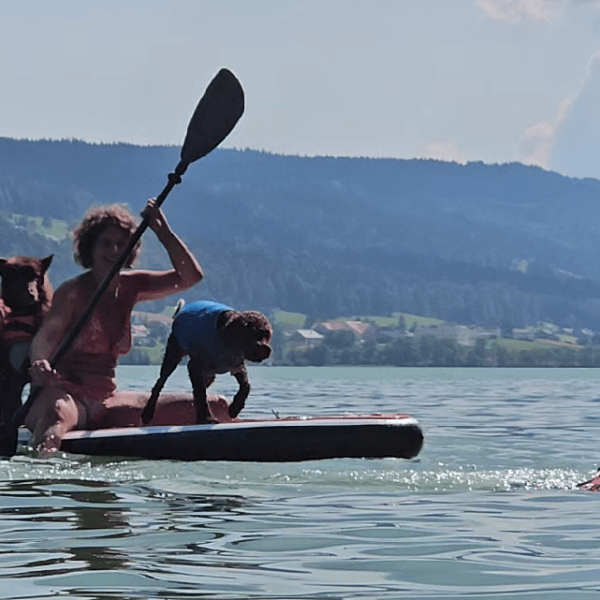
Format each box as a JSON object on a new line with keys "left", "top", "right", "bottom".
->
{"left": 12, "top": 159, "right": 189, "bottom": 427}
{"left": 0, "top": 67, "right": 244, "bottom": 457}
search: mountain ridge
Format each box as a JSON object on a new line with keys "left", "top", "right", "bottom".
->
{"left": 1, "top": 137, "right": 599, "bottom": 329}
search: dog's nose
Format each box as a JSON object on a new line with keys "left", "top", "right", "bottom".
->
{"left": 250, "top": 345, "right": 271, "bottom": 362}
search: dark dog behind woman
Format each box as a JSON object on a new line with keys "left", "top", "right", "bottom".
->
{"left": 0, "top": 255, "right": 53, "bottom": 426}
{"left": 25, "top": 199, "right": 204, "bottom": 454}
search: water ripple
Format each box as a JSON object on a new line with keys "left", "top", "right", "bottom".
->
{"left": 1, "top": 367, "right": 600, "bottom": 599}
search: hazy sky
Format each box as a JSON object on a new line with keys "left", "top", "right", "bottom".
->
{"left": 3, "top": 0, "right": 600, "bottom": 177}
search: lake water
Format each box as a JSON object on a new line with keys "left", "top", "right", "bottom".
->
{"left": 1, "top": 366, "right": 600, "bottom": 599}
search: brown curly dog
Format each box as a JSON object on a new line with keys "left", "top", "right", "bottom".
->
{"left": 141, "top": 300, "right": 272, "bottom": 425}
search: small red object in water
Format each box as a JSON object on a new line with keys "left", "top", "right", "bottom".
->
{"left": 577, "top": 470, "right": 600, "bottom": 491}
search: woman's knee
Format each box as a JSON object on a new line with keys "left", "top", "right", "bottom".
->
{"left": 51, "top": 394, "right": 81, "bottom": 427}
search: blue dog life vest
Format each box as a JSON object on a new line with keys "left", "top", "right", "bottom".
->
{"left": 171, "top": 300, "right": 233, "bottom": 355}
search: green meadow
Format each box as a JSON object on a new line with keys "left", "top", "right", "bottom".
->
{"left": 7, "top": 213, "right": 69, "bottom": 241}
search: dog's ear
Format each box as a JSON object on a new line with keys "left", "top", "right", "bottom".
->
{"left": 41, "top": 255, "right": 53, "bottom": 273}
{"left": 220, "top": 311, "right": 241, "bottom": 331}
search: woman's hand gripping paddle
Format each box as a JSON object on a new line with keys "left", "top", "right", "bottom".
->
{"left": 0, "top": 68, "right": 245, "bottom": 457}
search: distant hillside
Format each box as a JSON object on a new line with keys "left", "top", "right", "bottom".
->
{"left": 1, "top": 137, "right": 600, "bottom": 329}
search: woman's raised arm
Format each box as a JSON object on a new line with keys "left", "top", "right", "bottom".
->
{"left": 132, "top": 199, "right": 203, "bottom": 303}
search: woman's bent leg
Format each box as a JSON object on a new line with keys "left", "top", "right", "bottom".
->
{"left": 97, "top": 392, "right": 235, "bottom": 428}
{"left": 24, "top": 387, "right": 85, "bottom": 454}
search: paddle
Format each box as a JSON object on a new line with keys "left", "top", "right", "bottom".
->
{"left": 0, "top": 67, "right": 245, "bottom": 457}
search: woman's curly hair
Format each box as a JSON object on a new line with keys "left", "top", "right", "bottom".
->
{"left": 72, "top": 204, "right": 140, "bottom": 269}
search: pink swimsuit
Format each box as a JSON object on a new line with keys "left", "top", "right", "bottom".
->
{"left": 56, "top": 308, "right": 132, "bottom": 423}
{"left": 70, "top": 308, "right": 132, "bottom": 356}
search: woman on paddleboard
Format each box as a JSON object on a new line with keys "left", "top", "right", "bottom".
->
{"left": 25, "top": 200, "right": 204, "bottom": 454}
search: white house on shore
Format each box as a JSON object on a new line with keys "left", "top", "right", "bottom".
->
{"left": 290, "top": 329, "right": 325, "bottom": 347}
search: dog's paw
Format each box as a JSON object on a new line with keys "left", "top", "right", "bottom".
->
{"left": 140, "top": 406, "right": 154, "bottom": 425}
{"left": 195, "top": 407, "right": 218, "bottom": 425}
{"left": 228, "top": 404, "right": 242, "bottom": 419}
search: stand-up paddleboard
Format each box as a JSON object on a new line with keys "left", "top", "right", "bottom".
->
{"left": 54, "top": 414, "right": 423, "bottom": 462}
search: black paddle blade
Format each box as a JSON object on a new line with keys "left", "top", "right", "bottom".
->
{"left": 180, "top": 68, "right": 244, "bottom": 166}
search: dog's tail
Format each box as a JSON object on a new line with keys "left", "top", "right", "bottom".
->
{"left": 172, "top": 299, "right": 185, "bottom": 318}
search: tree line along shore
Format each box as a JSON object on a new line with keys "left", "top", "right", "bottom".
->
{"left": 124, "top": 310, "right": 600, "bottom": 368}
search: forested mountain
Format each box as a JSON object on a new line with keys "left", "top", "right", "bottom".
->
{"left": 1, "top": 136, "right": 600, "bottom": 329}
